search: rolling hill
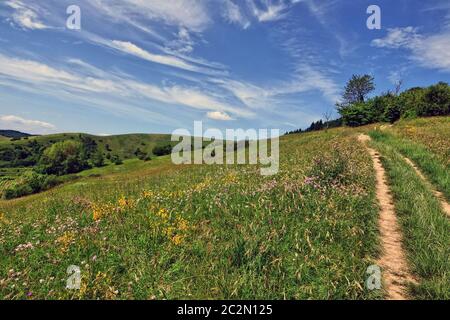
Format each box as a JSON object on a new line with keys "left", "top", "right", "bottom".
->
{"left": 0, "top": 132, "right": 174, "bottom": 161}
{"left": 0, "top": 130, "right": 33, "bottom": 139}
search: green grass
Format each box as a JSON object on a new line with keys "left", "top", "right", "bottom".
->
{"left": 0, "top": 117, "right": 447, "bottom": 300}
{"left": 0, "top": 128, "right": 381, "bottom": 300}
{"left": 389, "top": 116, "right": 450, "bottom": 166}
{"left": 369, "top": 137, "right": 450, "bottom": 299}
{"left": 369, "top": 130, "right": 450, "bottom": 201}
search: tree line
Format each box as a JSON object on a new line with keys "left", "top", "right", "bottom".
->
{"left": 286, "top": 76, "right": 450, "bottom": 135}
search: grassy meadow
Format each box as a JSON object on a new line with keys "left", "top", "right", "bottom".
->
{"left": 0, "top": 117, "right": 449, "bottom": 300}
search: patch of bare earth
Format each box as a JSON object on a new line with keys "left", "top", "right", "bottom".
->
{"left": 401, "top": 156, "right": 450, "bottom": 217}
{"left": 358, "top": 134, "right": 417, "bottom": 300}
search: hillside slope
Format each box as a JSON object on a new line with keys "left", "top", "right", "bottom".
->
{"left": 0, "top": 117, "right": 448, "bottom": 300}
{"left": 0, "top": 133, "right": 173, "bottom": 159}
{"left": 0, "top": 130, "right": 32, "bottom": 139}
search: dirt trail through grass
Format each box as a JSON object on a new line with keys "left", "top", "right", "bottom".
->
{"left": 401, "top": 156, "right": 450, "bottom": 217}
{"left": 358, "top": 134, "right": 416, "bottom": 300}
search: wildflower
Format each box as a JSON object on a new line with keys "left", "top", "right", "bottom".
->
{"left": 118, "top": 196, "right": 128, "bottom": 208}
{"left": 171, "top": 234, "right": 184, "bottom": 246}
{"left": 56, "top": 232, "right": 75, "bottom": 253}
{"left": 91, "top": 203, "right": 113, "bottom": 221}
{"left": 14, "top": 242, "right": 34, "bottom": 252}
{"left": 177, "top": 218, "right": 189, "bottom": 232}
{"left": 142, "top": 190, "right": 154, "bottom": 199}
{"left": 156, "top": 208, "right": 170, "bottom": 220}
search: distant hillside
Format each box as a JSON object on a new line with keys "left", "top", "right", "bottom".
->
{"left": 0, "top": 130, "right": 33, "bottom": 139}
{"left": 0, "top": 132, "right": 175, "bottom": 168}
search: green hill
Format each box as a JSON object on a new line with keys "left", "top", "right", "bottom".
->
{"left": 0, "top": 132, "right": 174, "bottom": 165}
{"left": 0, "top": 130, "right": 32, "bottom": 139}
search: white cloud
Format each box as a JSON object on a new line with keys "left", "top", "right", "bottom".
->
{"left": 372, "top": 27, "right": 450, "bottom": 72}
{"left": 82, "top": 34, "right": 225, "bottom": 76}
{"left": 167, "top": 28, "right": 195, "bottom": 54}
{"left": 207, "top": 111, "right": 234, "bottom": 121}
{"left": 247, "top": 0, "right": 290, "bottom": 22}
{"left": 222, "top": 0, "right": 251, "bottom": 29}
{"left": 0, "top": 115, "right": 55, "bottom": 133}
{"left": 110, "top": 40, "right": 198, "bottom": 72}
{"left": 371, "top": 27, "right": 420, "bottom": 48}
{"left": 4, "top": 0, "right": 49, "bottom": 30}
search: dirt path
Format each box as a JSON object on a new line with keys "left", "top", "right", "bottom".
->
{"left": 358, "top": 134, "right": 416, "bottom": 300}
{"left": 401, "top": 157, "right": 450, "bottom": 217}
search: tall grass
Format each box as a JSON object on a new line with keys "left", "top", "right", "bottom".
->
{"left": 370, "top": 130, "right": 450, "bottom": 201}
{"left": 0, "top": 131, "right": 381, "bottom": 300}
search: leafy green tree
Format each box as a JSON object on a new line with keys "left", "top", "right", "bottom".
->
{"left": 40, "top": 140, "right": 89, "bottom": 175}
{"left": 338, "top": 102, "right": 378, "bottom": 127}
{"left": 398, "top": 87, "right": 426, "bottom": 119}
{"left": 91, "top": 151, "right": 105, "bottom": 167}
{"left": 79, "top": 135, "right": 98, "bottom": 159}
{"left": 421, "top": 82, "right": 450, "bottom": 116}
{"left": 340, "top": 74, "right": 375, "bottom": 106}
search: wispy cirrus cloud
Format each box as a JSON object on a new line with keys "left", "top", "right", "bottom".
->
{"left": 212, "top": 64, "right": 340, "bottom": 111}
{"left": 90, "top": 0, "right": 211, "bottom": 32}
{"left": 222, "top": 0, "right": 251, "bottom": 29}
{"left": 0, "top": 54, "right": 254, "bottom": 120}
{"left": 109, "top": 40, "right": 200, "bottom": 72}
{"left": 247, "top": 0, "right": 292, "bottom": 22}
{"left": 4, "top": 0, "right": 50, "bottom": 30}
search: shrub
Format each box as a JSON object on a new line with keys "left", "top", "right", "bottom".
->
{"left": 152, "top": 144, "right": 172, "bottom": 156}
{"left": 339, "top": 102, "right": 377, "bottom": 127}
{"left": 91, "top": 151, "right": 105, "bottom": 167}
{"left": 40, "top": 140, "right": 89, "bottom": 175}
{"left": 111, "top": 155, "right": 123, "bottom": 165}
{"left": 2, "top": 171, "right": 61, "bottom": 200}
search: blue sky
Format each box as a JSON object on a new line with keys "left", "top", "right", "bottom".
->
{"left": 0, "top": 0, "right": 449, "bottom": 135}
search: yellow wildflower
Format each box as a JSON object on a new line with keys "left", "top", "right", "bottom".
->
{"left": 171, "top": 234, "right": 184, "bottom": 246}
{"left": 56, "top": 231, "right": 75, "bottom": 253}
{"left": 118, "top": 196, "right": 128, "bottom": 208}
{"left": 142, "top": 190, "right": 154, "bottom": 199}
{"left": 156, "top": 208, "right": 170, "bottom": 220}
{"left": 92, "top": 203, "right": 113, "bottom": 221}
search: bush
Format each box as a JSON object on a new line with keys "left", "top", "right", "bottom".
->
{"left": 91, "top": 151, "right": 105, "bottom": 167}
{"left": 40, "top": 140, "right": 89, "bottom": 175}
{"left": 111, "top": 155, "right": 123, "bottom": 165}
{"left": 2, "top": 171, "right": 61, "bottom": 200}
{"left": 152, "top": 144, "right": 172, "bottom": 156}
{"left": 339, "top": 102, "right": 377, "bottom": 127}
